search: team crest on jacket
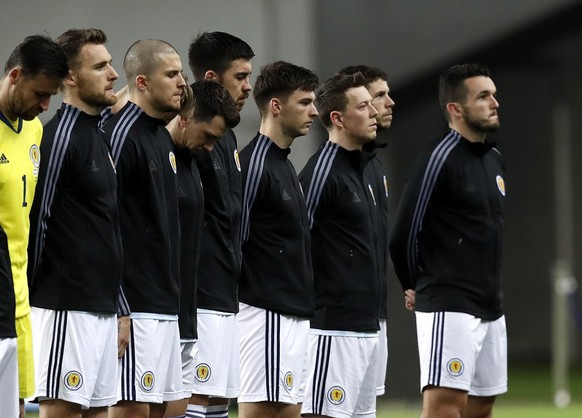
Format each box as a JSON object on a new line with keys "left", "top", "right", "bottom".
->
{"left": 169, "top": 152, "right": 177, "bottom": 174}
{"left": 141, "top": 371, "right": 155, "bottom": 391}
{"left": 64, "top": 370, "right": 83, "bottom": 390}
{"left": 446, "top": 358, "right": 464, "bottom": 377}
{"left": 327, "top": 386, "right": 345, "bottom": 405}
{"left": 195, "top": 363, "right": 211, "bottom": 382}
{"left": 284, "top": 371, "right": 294, "bottom": 390}
{"left": 234, "top": 149, "right": 241, "bottom": 172}
{"left": 496, "top": 175, "right": 505, "bottom": 197}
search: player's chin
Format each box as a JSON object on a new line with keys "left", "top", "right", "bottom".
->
{"left": 166, "top": 102, "right": 181, "bottom": 113}
{"left": 103, "top": 95, "right": 118, "bottom": 107}
{"left": 22, "top": 111, "right": 39, "bottom": 121}
{"left": 379, "top": 119, "right": 392, "bottom": 129}
{"left": 203, "top": 141, "right": 216, "bottom": 152}
{"left": 483, "top": 120, "right": 500, "bottom": 131}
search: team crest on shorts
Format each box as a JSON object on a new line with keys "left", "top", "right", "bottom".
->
{"left": 496, "top": 175, "right": 505, "bottom": 197}
{"left": 447, "top": 358, "right": 464, "bottom": 377}
{"left": 169, "top": 152, "right": 177, "bottom": 174}
{"left": 141, "top": 371, "right": 155, "bottom": 391}
{"left": 327, "top": 386, "right": 345, "bottom": 405}
{"left": 234, "top": 150, "right": 241, "bottom": 172}
{"left": 195, "top": 363, "right": 211, "bottom": 382}
{"left": 64, "top": 371, "right": 83, "bottom": 390}
{"left": 284, "top": 371, "right": 294, "bottom": 390}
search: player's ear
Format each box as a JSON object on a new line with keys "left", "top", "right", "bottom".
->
{"left": 178, "top": 116, "right": 189, "bottom": 128}
{"left": 330, "top": 110, "right": 343, "bottom": 128}
{"left": 63, "top": 69, "right": 76, "bottom": 87}
{"left": 7, "top": 67, "right": 23, "bottom": 84}
{"left": 204, "top": 70, "right": 218, "bottom": 82}
{"left": 447, "top": 102, "right": 462, "bottom": 118}
{"left": 136, "top": 75, "right": 147, "bottom": 91}
{"left": 270, "top": 98, "right": 282, "bottom": 115}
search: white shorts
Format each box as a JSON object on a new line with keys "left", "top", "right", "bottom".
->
{"left": 31, "top": 308, "right": 118, "bottom": 408}
{"left": 0, "top": 337, "right": 18, "bottom": 418}
{"left": 376, "top": 319, "right": 388, "bottom": 396}
{"left": 238, "top": 303, "right": 309, "bottom": 404}
{"left": 191, "top": 310, "right": 240, "bottom": 398}
{"left": 301, "top": 331, "right": 379, "bottom": 418}
{"left": 416, "top": 312, "right": 507, "bottom": 396}
{"left": 180, "top": 340, "right": 198, "bottom": 399}
{"left": 118, "top": 318, "right": 183, "bottom": 403}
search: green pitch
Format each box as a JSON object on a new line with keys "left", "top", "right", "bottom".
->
{"left": 374, "top": 364, "right": 582, "bottom": 418}
{"left": 26, "top": 364, "right": 582, "bottom": 418}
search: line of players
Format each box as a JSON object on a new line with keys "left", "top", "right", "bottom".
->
{"left": 0, "top": 27, "right": 506, "bottom": 418}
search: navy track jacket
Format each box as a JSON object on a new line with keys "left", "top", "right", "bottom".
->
{"left": 239, "top": 133, "right": 314, "bottom": 318}
{"left": 29, "top": 104, "right": 122, "bottom": 313}
{"left": 300, "top": 141, "right": 381, "bottom": 332}
{"left": 390, "top": 130, "right": 505, "bottom": 320}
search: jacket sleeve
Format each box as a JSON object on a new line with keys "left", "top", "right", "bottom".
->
{"left": 27, "top": 125, "right": 56, "bottom": 282}
{"left": 239, "top": 145, "right": 259, "bottom": 244}
{"left": 117, "top": 284, "right": 131, "bottom": 316}
{"left": 0, "top": 226, "right": 12, "bottom": 286}
{"left": 389, "top": 148, "right": 434, "bottom": 292}
{"left": 114, "top": 135, "right": 138, "bottom": 203}
{"left": 299, "top": 157, "right": 327, "bottom": 231}
{"left": 0, "top": 224, "right": 16, "bottom": 336}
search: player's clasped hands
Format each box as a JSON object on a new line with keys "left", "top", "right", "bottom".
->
{"left": 404, "top": 289, "right": 415, "bottom": 311}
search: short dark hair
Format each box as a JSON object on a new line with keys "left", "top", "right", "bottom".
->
{"left": 4, "top": 35, "right": 68, "bottom": 79}
{"left": 190, "top": 80, "right": 240, "bottom": 129}
{"left": 253, "top": 60, "right": 319, "bottom": 114}
{"left": 188, "top": 31, "right": 254, "bottom": 81}
{"left": 338, "top": 65, "right": 387, "bottom": 87}
{"left": 56, "top": 28, "right": 107, "bottom": 70}
{"left": 315, "top": 72, "right": 366, "bottom": 128}
{"left": 439, "top": 63, "right": 491, "bottom": 121}
{"left": 123, "top": 39, "right": 178, "bottom": 84}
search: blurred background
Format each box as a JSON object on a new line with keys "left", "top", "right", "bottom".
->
{"left": 2, "top": 0, "right": 582, "bottom": 405}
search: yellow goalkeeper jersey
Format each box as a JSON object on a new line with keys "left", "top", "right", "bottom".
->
{"left": 0, "top": 113, "right": 42, "bottom": 319}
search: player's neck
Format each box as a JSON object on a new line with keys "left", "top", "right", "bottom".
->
{"left": 165, "top": 116, "right": 182, "bottom": 145}
{"left": 131, "top": 93, "right": 170, "bottom": 122}
{"left": 63, "top": 92, "right": 101, "bottom": 116}
{"left": 0, "top": 81, "right": 17, "bottom": 121}
{"left": 259, "top": 120, "right": 293, "bottom": 149}
{"left": 450, "top": 122, "right": 486, "bottom": 143}
{"left": 329, "top": 129, "right": 363, "bottom": 151}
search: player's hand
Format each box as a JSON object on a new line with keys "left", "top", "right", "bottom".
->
{"left": 404, "top": 289, "right": 416, "bottom": 311}
{"left": 117, "top": 316, "right": 131, "bottom": 358}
